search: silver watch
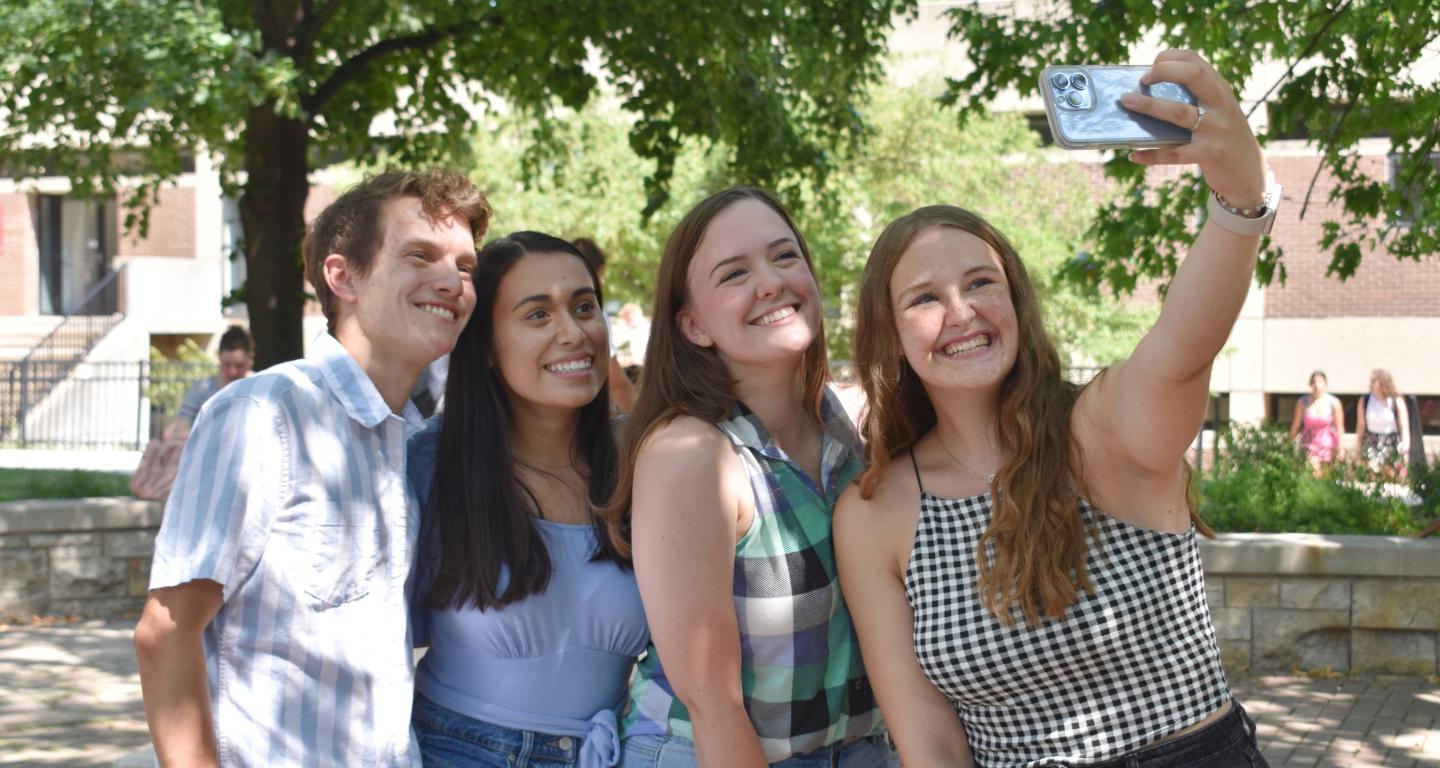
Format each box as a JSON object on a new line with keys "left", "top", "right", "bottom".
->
{"left": 1206, "top": 182, "right": 1282, "bottom": 236}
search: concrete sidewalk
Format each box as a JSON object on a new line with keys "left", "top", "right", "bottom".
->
{"left": 0, "top": 619, "right": 1437, "bottom": 766}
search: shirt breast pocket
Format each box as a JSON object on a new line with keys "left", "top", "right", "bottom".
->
{"left": 290, "top": 503, "right": 387, "bottom": 610}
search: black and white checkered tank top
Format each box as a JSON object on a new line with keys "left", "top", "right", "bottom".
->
{"left": 904, "top": 456, "right": 1230, "bottom": 767}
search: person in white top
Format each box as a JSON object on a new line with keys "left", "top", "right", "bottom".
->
{"left": 1355, "top": 368, "right": 1410, "bottom": 475}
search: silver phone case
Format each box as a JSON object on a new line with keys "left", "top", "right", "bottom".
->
{"left": 1040, "top": 65, "right": 1197, "bottom": 150}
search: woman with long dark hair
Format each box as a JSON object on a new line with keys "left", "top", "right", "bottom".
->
{"left": 603, "top": 188, "right": 894, "bottom": 767}
{"left": 408, "top": 231, "right": 647, "bottom": 768}
{"left": 836, "top": 52, "right": 1272, "bottom": 766}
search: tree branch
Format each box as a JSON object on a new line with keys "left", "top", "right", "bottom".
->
{"left": 301, "top": 13, "right": 502, "bottom": 116}
{"left": 291, "top": 0, "right": 343, "bottom": 60}
{"left": 1299, "top": 100, "right": 1354, "bottom": 220}
{"left": 1245, "top": 0, "right": 1352, "bottom": 119}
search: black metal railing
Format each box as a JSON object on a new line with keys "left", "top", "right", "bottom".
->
{"left": 0, "top": 359, "right": 211, "bottom": 450}
{"left": 0, "top": 265, "right": 128, "bottom": 443}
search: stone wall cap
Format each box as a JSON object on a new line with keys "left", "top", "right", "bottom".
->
{"left": 1201, "top": 532, "right": 1440, "bottom": 578}
{"left": 0, "top": 497, "right": 164, "bottom": 534}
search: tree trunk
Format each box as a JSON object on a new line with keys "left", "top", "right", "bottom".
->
{"left": 240, "top": 103, "right": 310, "bottom": 370}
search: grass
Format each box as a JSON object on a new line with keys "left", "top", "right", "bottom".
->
{"left": 0, "top": 468, "right": 132, "bottom": 502}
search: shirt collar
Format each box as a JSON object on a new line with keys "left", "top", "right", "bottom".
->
{"left": 310, "top": 332, "right": 424, "bottom": 431}
{"left": 720, "top": 386, "right": 863, "bottom": 497}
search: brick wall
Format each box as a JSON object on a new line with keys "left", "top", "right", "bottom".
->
{"left": 116, "top": 186, "right": 196, "bottom": 259}
{"left": 1265, "top": 154, "right": 1440, "bottom": 319}
{"left": 0, "top": 194, "right": 40, "bottom": 316}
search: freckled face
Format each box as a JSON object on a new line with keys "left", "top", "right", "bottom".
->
{"left": 679, "top": 199, "right": 821, "bottom": 371}
{"left": 889, "top": 227, "right": 1018, "bottom": 394}
{"left": 491, "top": 251, "right": 609, "bottom": 412}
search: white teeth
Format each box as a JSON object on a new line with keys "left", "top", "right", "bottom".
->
{"left": 545, "top": 358, "right": 593, "bottom": 373}
{"left": 754, "top": 306, "right": 797, "bottom": 326}
{"left": 943, "top": 336, "right": 990, "bottom": 356}
{"left": 419, "top": 305, "right": 455, "bottom": 320}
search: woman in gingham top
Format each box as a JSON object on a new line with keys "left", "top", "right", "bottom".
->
{"left": 603, "top": 187, "right": 894, "bottom": 767}
{"left": 835, "top": 52, "right": 1270, "bottom": 767}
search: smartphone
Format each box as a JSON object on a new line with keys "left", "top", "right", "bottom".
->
{"left": 1040, "top": 65, "right": 1197, "bottom": 150}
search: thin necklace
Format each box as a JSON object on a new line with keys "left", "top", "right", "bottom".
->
{"left": 936, "top": 434, "right": 996, "bottom": 486}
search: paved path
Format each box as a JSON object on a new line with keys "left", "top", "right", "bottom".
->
{"left": 1, "top": 619, "right": 1437, "bottom": 766}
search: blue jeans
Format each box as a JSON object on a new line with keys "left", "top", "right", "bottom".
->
{"left": 1079, "top": 701, "right": 1269, "bottom": 768}
{"left": 414, "top": 693, "right": 582, "bottom": 768}
{"left": 620, "top": 733, "right": 897, "bottom": 768}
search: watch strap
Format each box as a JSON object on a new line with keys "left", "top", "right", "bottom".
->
{"left": 1206, "top": 182, "right": 1280, "bottom": 236}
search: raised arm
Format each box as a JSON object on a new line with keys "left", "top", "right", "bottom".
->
{"left": 1082, "top": 50, "right": 1268, "bottom": 480}
{"left": 835, "top": 481, "right": 973, "bottom": 767}
{"left": 631, "top": 418, "right": 767, "bottom": 768}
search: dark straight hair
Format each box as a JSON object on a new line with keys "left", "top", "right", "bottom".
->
{"left": 424, "top": 230, "right": 623, "bottom": 612}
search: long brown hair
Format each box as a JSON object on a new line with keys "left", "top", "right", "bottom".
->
{"left": 855, "top": 205, "right": 1208, "bottom": 626}
{"left": 602, "top": 187, "right": 830, "bottom": 556}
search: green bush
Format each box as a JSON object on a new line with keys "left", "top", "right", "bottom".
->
{"left": 1198, "top": 424, "right": 1420, "bottom": 535}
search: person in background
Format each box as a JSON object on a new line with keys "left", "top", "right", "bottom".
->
{"left": 1355, "top": 368, "right": 1410, "bottom": 476}
{"left": 1289, "top": 370, "right": 1344, "bottom": 476}
{"left": 130, "top": 326, "right": 255, "bottom": 501}
{"left": 837, "top": 51, "right": 1270, "bottom": 767}
{"left": 134, "top": 169, "right": 488, "bottom": 767}
{"left": 612, "top": 302, "right": 651, "bottom": 375}
{"left": 407, "top": 231, "right": 646, "bottom": 768}
{"left": 574, "top": 237, "right": 639, "bottom": 413}
{"left": 605, "top": 187, "right": 893, "bottom": 768}
{"left": 167, "top": 325, "right": 255, "bottom": 439}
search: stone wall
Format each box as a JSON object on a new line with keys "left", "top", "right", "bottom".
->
{"left": 0, "top": 498, "right": 162, "bottom": 620}
{"left": 1199, "top": 534, "right": 1440, "bottom": 675}
{"left": 2, "top": 500, "right": 1438, "bottom": 675}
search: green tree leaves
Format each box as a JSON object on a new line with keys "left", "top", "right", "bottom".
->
{"left": 944, "top": 0, "right": 1440, "bottom": 292}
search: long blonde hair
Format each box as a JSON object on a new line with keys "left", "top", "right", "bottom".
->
{"left": 855, "top": 205, "right": 1208, "bottom": 626}
{"left": 602, "top": 187, "right": 829, "bottom": 556}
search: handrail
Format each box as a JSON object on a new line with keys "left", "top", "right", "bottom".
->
{"left": 22, "top": 264, "right": 126, "bottom": 364}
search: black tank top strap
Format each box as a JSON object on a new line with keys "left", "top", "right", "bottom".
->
{"left": 909, "top": 448, "right": 926, "bottom": 495}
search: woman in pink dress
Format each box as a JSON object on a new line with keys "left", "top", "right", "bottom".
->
{"left": 1289, "top": 370, "right": 1344, "bottom": 474}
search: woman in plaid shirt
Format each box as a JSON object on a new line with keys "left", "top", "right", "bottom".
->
{"left": 604, "top": 187, "right": 895, "bottom": 767}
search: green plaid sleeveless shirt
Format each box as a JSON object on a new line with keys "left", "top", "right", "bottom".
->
{"left": 621, "top": 387, "right": 885, "bottom": 761}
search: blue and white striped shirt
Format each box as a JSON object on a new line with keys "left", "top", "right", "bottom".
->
{"left": 149, "top": 332, "right": 426, "bottom": 767}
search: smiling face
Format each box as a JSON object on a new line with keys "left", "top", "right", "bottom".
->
{"left": 677, "top": 198, "right": 822, "bottom": 373}
{"left": 889, "top": 226, "right": 1019, "bottom": 395}
{"left": 491, "top": 250, "right": 609, "bottom": 413}
{"left": 344, "top": 196, "right": 477, "bottom": 372}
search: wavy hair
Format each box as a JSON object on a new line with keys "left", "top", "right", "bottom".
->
{"left": 856, "top": 205, "right": 1208, "bottom": 626}
{"left": 423, "top": 231, "right": 622, "bottom": 611}
{"left": 1370, "top": 369, "right": 1399, "bottom": 399}
{"left": 601, "top": 187, "right": 829, "bottom": 556}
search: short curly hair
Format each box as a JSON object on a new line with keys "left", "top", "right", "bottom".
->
{"left": 303, "top": 169, "right": 492, "bottom": 332}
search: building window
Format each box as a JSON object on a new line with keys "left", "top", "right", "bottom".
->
{"left": 1388, "top": 152, "right": 1440, "bottom": 227}
{"left": 220, "top": 197, "right": 246, "bottom": 316}
{"left": 35, "top": 195, "right": 117, "bottom": 315}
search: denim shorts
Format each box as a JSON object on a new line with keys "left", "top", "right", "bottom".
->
{"left": 620, "top": 732, "right": 897, "bottom": 768}
{"left": 1078, "top": 701, "right": 1270, "bottom": 768}
{"left": 413, "top": 693, "right": 582, "bottom": 768}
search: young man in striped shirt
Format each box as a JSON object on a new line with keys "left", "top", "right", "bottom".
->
{"left": 134, "top": 170, "right": 490, "bottom": 767}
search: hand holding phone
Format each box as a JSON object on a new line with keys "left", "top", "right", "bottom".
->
{"left": 1040, "top": 65, "right": 1198, "bottom": 150}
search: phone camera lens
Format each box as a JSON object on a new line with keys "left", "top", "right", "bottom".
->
{"left": 1065, "top": 91, "right": 1084, "bottom": 107}
{"left": 1071, "top": 73, "right": 1088, "bottom": 90}
{"left": 1051, "top": 73, "right": 1070, "bottom": 90}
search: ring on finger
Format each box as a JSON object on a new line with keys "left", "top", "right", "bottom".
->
{"left": 1190, "top": 105, "right": 1207, "bottom": 132}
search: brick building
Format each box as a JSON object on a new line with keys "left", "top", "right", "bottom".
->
{"left": 0, "top": 8, "right": 1435, "bottom": 451}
